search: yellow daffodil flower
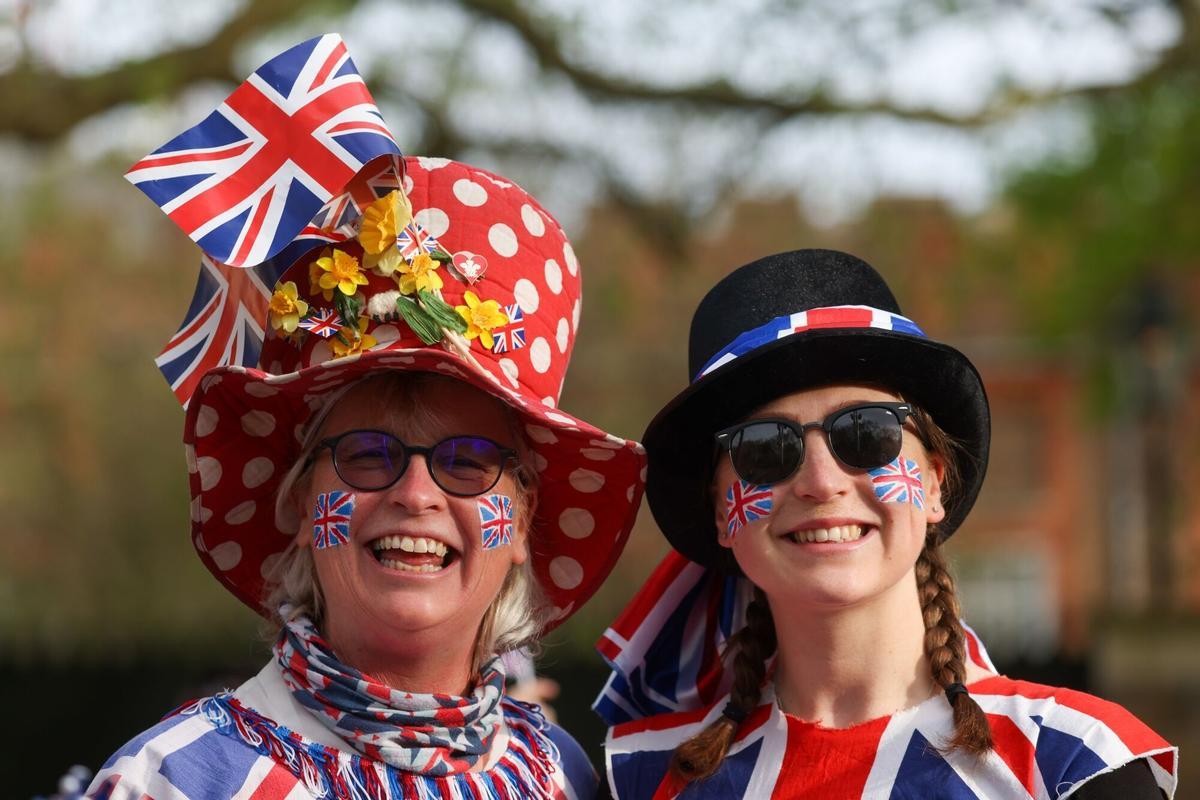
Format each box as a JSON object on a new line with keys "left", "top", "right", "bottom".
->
{"left": 268, "top": 281, "right": 309, "bottom": 334}
{"left": 455, "top": 291, "right": 508, "bottom": 350}
{"left": 316, "top": 248, "right": 369, "bottom": 300}
{"left": 364, "top": 245, "right": 406, "bottom": 277}
{"left": 331, "top": 316, "right": 377, "bottom": 359}
{"left": 358, "top": 190, "right": 413, "bottom": 255}
{"left": 397, "top": 253, "right": 444, "bottom": 295}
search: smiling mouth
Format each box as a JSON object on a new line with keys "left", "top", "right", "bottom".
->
{"left": 370, "top": 535, "right": 458, "bottom": 573}
{"left": 785, "top": 525, "right": 867, "bottom": 544}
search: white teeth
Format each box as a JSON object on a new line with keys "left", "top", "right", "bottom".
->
{"left": 373, "top": 536, "right": 449, "bottom": 557}
{"left": 789, "top": 525, "right": 865, "bottom": 544}
{"left": 379, "top": 559, "right": 442, "bottom": 573}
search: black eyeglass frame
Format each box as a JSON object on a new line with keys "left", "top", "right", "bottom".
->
{"left": 713, "top": 401, "right": 916, "bottom": 483}
{"left": 309, "top": 429, "right": 520, "bottom": 497}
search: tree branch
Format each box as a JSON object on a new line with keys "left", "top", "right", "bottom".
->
{"left": 0, "top": 0, "right": 354, "bottom": 142}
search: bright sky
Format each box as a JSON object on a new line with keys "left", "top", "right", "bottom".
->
{"left": 0, "top": 0, "right": 1181, "bottom": 225}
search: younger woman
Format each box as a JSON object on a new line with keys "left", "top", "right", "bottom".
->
{"left": 597, "top": 250, "right": 1176, "bottom": 799}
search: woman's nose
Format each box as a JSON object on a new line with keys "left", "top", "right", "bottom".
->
{"left": 384, "top": 454, "right": 446, "bottom": 512}
{"left": 788, "top": 430, "right": 853, "bottom": 501}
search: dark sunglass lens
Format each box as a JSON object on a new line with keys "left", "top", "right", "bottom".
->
{"left": 730, "top": 422, "right": 802, "bottom": 485}
{"left": 334, "top": 431, "right": 405, "bottom": 489}
{"left": 829, "top": 407, "right": 903, "bottom": 469}
{"left": 432, "top": 437, "right": 505, "bottom": 495}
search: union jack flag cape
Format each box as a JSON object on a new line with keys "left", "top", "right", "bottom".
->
{"left": 126, "top": 34, "right": 400, "bottom": 268}
{"left": 595, "top": 553, "right": 1177, "bottom": 799}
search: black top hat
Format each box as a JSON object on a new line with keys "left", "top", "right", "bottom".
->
{"left": 643, "top": 249, "right": 990, "bottom": 567}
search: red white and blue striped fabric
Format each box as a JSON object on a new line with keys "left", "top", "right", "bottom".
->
{"left": 695, "top": 305, "right": 926, "bottom": 380}
{"left": 604, "top": 678, "right": 1177, "bottom": 800}
{"left": 85, "top": 692, "right": 594, "bottom": 800}
{"left": 593, "top": 552, "right": 996, "bottom": 728}
{"left": 125, "top": 33, "right": 400, "bottom": 268}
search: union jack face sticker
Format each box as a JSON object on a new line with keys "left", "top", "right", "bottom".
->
{"left": 725, "top": 480, "right": 773, "bottom": 540}
{"left": 477, "top": 493, "right": 514, "bottom": 550}
{"left": 869, "top": 457, "right": 925, "bottom": 508}
{"left": 313, "top": 491, "right": 355, "bottom": 549}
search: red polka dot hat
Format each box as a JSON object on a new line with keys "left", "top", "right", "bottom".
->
{"left": 179, "top": 155, "right": 646, "bottom": 627}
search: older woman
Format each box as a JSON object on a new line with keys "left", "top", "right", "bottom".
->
{"left": 86, "top": 37, "right": 643, "bottom": 800}
{"left": 596, "top": 250, "right": 1177, "bottom": 799}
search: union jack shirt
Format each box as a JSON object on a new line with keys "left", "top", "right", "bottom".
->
{"left": 605, "top": 679, "right": 1176, "bottom": 799}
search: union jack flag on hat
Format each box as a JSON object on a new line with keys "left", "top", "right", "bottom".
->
{"left": 155, "top": 225, "right": 350, "bottom": 407}
{"left": 492, "top": 304, "right": 526, "bottom": 353}
{"left": 126, "top": 33, "right": 401, "bottom": 268}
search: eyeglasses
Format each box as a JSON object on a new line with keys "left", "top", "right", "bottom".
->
{"left": 312, "top": 429, "right": 519, "bottom": 496}
{"left": 714, "top": 402, "right": 915, "bottom": 484}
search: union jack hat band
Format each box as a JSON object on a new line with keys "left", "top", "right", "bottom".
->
{"left": 642, "top": 249, "right": 990, "bottom": 567}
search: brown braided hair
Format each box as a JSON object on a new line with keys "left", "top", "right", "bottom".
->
{"left": 669, "top": 586, "right": 777, "bottom": 781}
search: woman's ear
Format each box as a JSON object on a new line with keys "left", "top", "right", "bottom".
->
{"left": 925, "top": 453, "right": 947, "bottom": 524}
{"left": 291, "top": 472, "right": 314, "bottom": 549}
{"left": 711, "top": 482, "right": 734, "bottom": 550}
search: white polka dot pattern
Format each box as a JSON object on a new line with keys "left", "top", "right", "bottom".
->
{"left": 569, "top": 469, "right": 605, "bottom": 493}
{"left": 209, "top": 541, "right": 242, "bottom": 571}
{"left": 241, "top": 410, "right": 276, "bottom": 437}
{"left": 564, "top": 243, "right": 579, "bottom": 276}
{"left": 198, "top": 456, "right": 222, "bottom": 490}
{"left": 529, "top": 338, "right": 551, "bottom": 373}
{"left": 525, "top": 425, "right": 558, "bottom": 444}
{"left": 513, "top": 279, "right": 540, "bottom": 314}
{"left": 488, "top": 223, "right": 518, "bottom": 257}
{"left": 559, "top": 508, "right": 595, "bottom": 539}
{"left": 555, "top": 319, "right": 570, "bottom": 353}
{"left": 544, "top": 259, "right": 563, "bottom": 294}
{"left": 453, "top": 178, "right": 488, "bottom": 207}
{"left": 521, "top": 204, "right": 545, "bottom": 236}
{"left": 225, "top": 500, "right": 257, "bottom": 525}
{"left": 414, "top": 207, "right": 450, "bottom": 237}
{"left": 549, "top": 556, "right": 584, "bottom": 590}
{"left": 195, "top": 405, "right": 219, "bottom": 437}
{"left": 242, "top": 457, "right": 274, "bottom": 489}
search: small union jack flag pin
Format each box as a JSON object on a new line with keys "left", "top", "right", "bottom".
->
{"left": 298, "top": 307, "right": 342, "bottom": 338}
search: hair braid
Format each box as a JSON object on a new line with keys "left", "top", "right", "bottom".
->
{"left": 916, "top": 535, "right": 993, "bottom": 755}
{"left": 669, "top": 587, "right": 777, "bottom": 782}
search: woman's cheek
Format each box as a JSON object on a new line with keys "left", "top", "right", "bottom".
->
{"left": 866, "top": 456, "right": 926, "bottom": 510}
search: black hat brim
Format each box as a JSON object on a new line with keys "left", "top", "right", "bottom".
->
{"left": 643, "top": 327, "right": 990, "bottom": 568}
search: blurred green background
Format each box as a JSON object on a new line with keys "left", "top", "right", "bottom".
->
{"left": 2, "top": 0, "right": 1199, "bottom": 795}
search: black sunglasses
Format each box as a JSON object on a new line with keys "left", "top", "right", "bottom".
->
{"left": 311, "top": 429, "right": 519, "bottom": 497}
{"left": 714, "top": 402, "right": 915, "bottom": 485}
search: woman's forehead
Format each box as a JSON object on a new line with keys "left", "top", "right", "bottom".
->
{"left": 750, "top": 383, "right": 902, "bottom": 418}
{"left": 321, "top": 375, "right": 515, "bottom": 443}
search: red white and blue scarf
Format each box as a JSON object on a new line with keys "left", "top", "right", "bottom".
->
{"left": 276, "top": 610, "right": 505, "bottom": 775}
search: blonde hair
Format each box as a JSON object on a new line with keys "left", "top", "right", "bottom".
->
{"left": 264, "top": 372, "right": 550, "bottom": 672}
{"left": 670, "top": 403, "right": 992, "bottom": 783}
